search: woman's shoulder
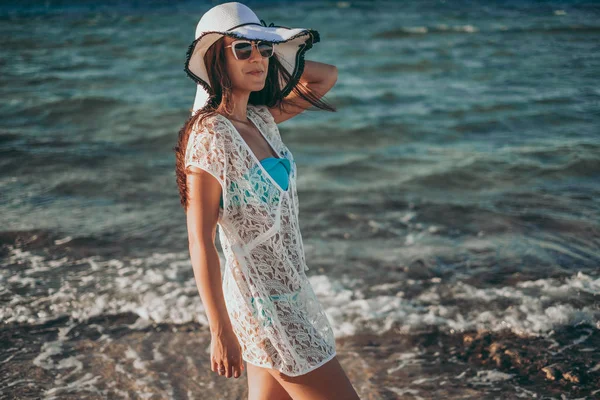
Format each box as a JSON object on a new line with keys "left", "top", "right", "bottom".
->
{"left": 191, "top": 112, "right": 231, "bottom": 140}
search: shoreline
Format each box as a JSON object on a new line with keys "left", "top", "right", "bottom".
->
{"left": 2, "top": 313, "right": 598, "bottom": 399}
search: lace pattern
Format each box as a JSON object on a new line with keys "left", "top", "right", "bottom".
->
{"left": 185, "top": 104, "right": 336, "bottom": 376}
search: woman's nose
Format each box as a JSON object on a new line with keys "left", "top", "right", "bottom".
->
{"left": 248, "top": 43, "right": 262, "bottom": 61}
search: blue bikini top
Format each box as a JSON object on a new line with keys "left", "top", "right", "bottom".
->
{"left": 220, "top": 156, "right": 291, "bottom": 208}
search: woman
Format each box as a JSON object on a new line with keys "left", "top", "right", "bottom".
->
{"left": 174, "top": 3, "right": 360, "bottom": 399}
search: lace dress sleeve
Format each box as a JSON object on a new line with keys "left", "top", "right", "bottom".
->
{"left": 185, "top": 119, "right": 228, "bottom": 197}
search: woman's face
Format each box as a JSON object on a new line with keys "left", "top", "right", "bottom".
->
{"left": 223, "top": 35, "right": 269, "bottom": 93}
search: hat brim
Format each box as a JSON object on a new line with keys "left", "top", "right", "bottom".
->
{"left": 192, "top": 84, "right": 210, "bottom": 113}
{"left": 184, "top": 26, "right": 320, "bottom": 109}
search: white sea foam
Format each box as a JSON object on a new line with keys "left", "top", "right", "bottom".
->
{"left": 468, "top": 370, "right": 515, "bottom": 386}
{"left": 2, "top": 245, "right": 598, "bottom": 339}
{"left": 311, "top": 271, "right": 600, "bottom": 337}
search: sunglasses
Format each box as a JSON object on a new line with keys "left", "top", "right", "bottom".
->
{"left": 224, "top": 40, "right": 274, "bottom": 60}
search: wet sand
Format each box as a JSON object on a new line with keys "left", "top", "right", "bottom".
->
{"left": 2, "top": 313, "right": 598, "bottom": 399}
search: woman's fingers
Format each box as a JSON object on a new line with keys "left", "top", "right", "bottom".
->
{"left": 231, "top": 358, "right": 240, "bottom": 378}
{"left": 227, "top": 357, "right": 242, "bottom": 378}
{"left": 209, "top": 334, "right": 245, "bottom": 378}
{"left": 213, "top": 358, "right": 226, "bottom": 376}
{"left": 223, "top": 360, "right": 229, "bottom": 376}
{"left": 212, "top": 357, "right": 243, "bottom": 378}
{"left": 234, "top": 360, "right": 243, "bottom": 378}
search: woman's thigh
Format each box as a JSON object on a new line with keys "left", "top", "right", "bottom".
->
{"left": 267, "top": 356, "right": 360, "bottom": 400}
{"left": 246, "top": 361, "right": 293, "bottom": 400}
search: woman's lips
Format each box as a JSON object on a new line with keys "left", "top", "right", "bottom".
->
{"left": 248, "top": 71, "right": 264, "bottom": 76}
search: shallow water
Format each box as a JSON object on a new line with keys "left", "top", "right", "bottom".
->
{"left": 1, "top": 0, "right": 599, "bottom": 398}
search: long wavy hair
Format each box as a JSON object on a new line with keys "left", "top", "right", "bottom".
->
{"left": 174, "top": 36, "right": 336, "bottom": 211}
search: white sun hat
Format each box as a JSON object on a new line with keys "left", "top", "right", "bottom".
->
{"left": 184, "top": 1, "right": 319, "bottom": 112}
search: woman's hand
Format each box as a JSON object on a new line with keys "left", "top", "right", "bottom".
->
{"left": 210, "top": 330, "right": 244, "bottom": 378}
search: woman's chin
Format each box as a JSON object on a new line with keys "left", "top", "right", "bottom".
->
{"left": 248, "top": 82, "right": 266, "bottom": 91}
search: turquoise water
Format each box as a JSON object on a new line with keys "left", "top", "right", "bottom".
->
{"left": 1, "top": 1, "right": 599, "bottom": 398}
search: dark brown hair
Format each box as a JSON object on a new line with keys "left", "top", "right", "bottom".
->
{"left": 174, "top": 36, "right": 336, "bottom": 211}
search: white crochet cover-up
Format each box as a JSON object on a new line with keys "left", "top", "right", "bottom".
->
{"left": 185, "top": 104, "right": 337, "bottom": 376}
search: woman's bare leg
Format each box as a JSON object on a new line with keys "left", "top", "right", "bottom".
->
{"left": 246, "top": 361, "right": 293, "bottom": 400}
{"left": 266, "top": 356, "right": 360, "bottom": 400}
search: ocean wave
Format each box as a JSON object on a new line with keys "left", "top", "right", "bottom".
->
{"left": 2, "top": 242, "right": 598, "bottom": 339}
{"left": 374, "top": 24, "right": 600, "bottom": 39}
{"left": 375, "top": 24, "right": 479, "bottom": 38}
